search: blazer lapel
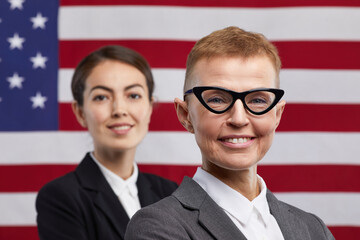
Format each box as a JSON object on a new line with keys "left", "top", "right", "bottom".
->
{"left": 267, "top": 190, "right": 311, "bottom": 240}
{"left": 174, "top": 177, "right": 247, "bottom": 240}
{"left": 136, "top": 172, "right": 157, "bottom": 207}
{"left": 76, "top": 154, "right": 129, "bottom": 239}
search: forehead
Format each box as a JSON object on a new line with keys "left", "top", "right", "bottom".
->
{"left": 188, "top": 56, "right": 277, "bottom": 90}
{"left": 85, "top": 60, "right": 147, "bottom": 89}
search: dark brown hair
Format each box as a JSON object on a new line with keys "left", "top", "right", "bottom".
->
{"left": 71, "top": 45, "right": 154, "bottom": 106}
{"left": 184, "top": 26, "right": 281, "bottom": 90}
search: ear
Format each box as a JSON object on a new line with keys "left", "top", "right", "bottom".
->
{"left": 72, "top": 101, "right": 88, "bottom": 128}
{"left": 146, "top": 97, "right": 155, "bottom": 124}
{"left": 275, "top": 100, "right": 286, "bottom": 129}
{"left": 174, "top": 98, "right": 194, "bottom": 133}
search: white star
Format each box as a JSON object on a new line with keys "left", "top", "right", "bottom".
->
{"left": 7, "top": 33, "right": 25, "bottom": 50}
{"left": 8, "top": 0, "right": 25, "bottom": 10}
{"left": 30, "top": 92, "right": 47, "bottom": 109}
{"left": 30, "top": 52, "right": 48, "bottom": 69}
{"left": 0, "top": 97, "right": 2, "bottom": 103}
{"left": 7, "top": 72, "right": 24, "bottom": 89}
{"left": 30, "top": 12, "right": 48, "bottom": 29}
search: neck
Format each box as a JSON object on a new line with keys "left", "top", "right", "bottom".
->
{"left": 202, "top": 164, "right": 260, "bottom": 201}
{"left": 93, "top": 148, "right": 136, "bottom": 180}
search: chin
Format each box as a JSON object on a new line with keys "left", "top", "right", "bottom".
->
{"left": 204, "top": 156, "right": 257, "bottom": 173}
{"left": 221, "top": 155, "right": 260, "bottom": 170}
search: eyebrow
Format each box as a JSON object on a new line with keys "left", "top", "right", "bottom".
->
{"left": 124, "top": 83, "right": 145, "bottom": 91}
{"left": 89, "top": 85, "right": 113, "bottom": 94}
{"left": 89, "top": 84, "right": 145, "bottom": 94}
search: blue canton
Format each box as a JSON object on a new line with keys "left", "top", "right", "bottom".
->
{"left": 0, "top": 0, "right": 59, "bottom": 131}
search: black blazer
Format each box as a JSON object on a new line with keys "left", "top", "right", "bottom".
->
{"left": 36, "top": 153, "right": 178, "bottom": 240}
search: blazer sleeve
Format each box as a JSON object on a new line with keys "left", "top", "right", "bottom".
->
{"left": 36, "top": 176, "right": 88, "bottom": 240}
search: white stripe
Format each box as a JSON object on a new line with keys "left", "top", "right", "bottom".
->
{"left": 280, "top": 70, "right": 360, "bottom": 104}
{"left": 59, "top": 69, "right": 73, "bottom": 102}
{"left": 275, "top": 192, "right": 360, "bottom": 226}
{"left": 1, "top": 132, "right": 359, "bottom": 165}
{"left": 59, "top": 69, "right": 360, "bottom": 103}
{"left": 59, "top": 6, "right": 360, "bottom": 41}
{"left": 0, "top": 132, "right": 93, "bottom": 165}
{"left": 263, "top": 132, "right": 360, "bottom": 165}
{"left": 0, "top": 193, "right": 36, "bottom": 226}
{"left": 58, "top": 68, "right": 185, "bottom": 103}
{"left": 0, "top": 192, "right": 358, "bottom": 226}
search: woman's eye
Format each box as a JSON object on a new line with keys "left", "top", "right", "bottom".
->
{"left": 249, "top": 98, "right": 267, "bottom": 104}
{"left": 93, "top": 95, "right": 108, "bottom": 101}
{"left": 129, "top": 93, "right": 142, "bottom": 99}
{"left": 207, "top": 97, "right": 224, "bottom": 104}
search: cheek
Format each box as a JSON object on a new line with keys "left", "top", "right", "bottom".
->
{"left": 84, "top": 106, "right": 109, "bottom": 128}
{"left": 191, "top": 110, "right": 220, "bottom": 146}
{"left": 252, "top": 114, "right": 278, "bottom": 158}
{"left": 252, "top": 111, "right": 279, "bottom": 136}
{"left": 132, "top": 104, "right": 152, "bottom": 126}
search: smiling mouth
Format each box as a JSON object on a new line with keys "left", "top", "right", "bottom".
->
{"left": 110, "top": 125, "right": 131, "bottom": 131}
{"left": 222, "top": 137, "right": 253, "bottom": 144}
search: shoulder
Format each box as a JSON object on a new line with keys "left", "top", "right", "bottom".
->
{"left": 269, "top": 193, "right": 335, "bottom": 239}
{"left": 36, "top": 154, "right": 92, "bottom": 208}
{"left": 127, "top": 177, "right": 203, "bottom": 234}
{"left": 277, "top": 198, "right": 325, "bottom": 224}
{"left": 36, "top": 170, "right": 80, "bottom": 206}
{"left": 125, "top": 195, "right": 189, "bottom": 240}
{"left": 279, "top": 201, "right": 325, "bottom": 227}
{"left": 138, "top": 172, "right": 178, "bottom": 195}
{"left": 132, "top": 177, "right": 196, "bottom": 221}
{"left": 37, "top": 153, "right": 95, "bottom": 200}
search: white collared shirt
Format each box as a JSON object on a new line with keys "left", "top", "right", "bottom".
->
{"left": 193, "top": 167, "right": 284, "bottom": 240}
{"left": 90, "top": 152, "right": 141, "bottom": 218}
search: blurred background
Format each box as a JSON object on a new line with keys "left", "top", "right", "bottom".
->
{"left": 0, "top": 0, "right": 359, "bottom": 239}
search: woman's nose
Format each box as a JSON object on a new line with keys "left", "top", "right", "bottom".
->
{"left": 226, "top": 99, "right": 249, "bottom": 127}
{"left": 112, "top": 99, "right": 128, "bottom": 117}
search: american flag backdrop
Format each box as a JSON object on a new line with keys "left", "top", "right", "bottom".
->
{"left": 1, "top": 0, "right": 360, "bottom": 239}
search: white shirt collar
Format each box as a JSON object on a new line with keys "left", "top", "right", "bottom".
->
{"left": 90, "top": 152, "right": 139, "bottom": 198}
{"left": 193, "top": 167, "right": 271, "bottom": 226}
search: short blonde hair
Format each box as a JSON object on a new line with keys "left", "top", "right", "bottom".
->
{"left": 184, "top": 26, "right": 281, "bottom": 91}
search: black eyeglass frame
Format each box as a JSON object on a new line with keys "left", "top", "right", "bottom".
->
{"left": 184, "top": 86, "right": 285, "bottom": 115}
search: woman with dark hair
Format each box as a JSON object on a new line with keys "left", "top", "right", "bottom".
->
{"left": 36, "top": 45, "right": 177, "bottom": 240}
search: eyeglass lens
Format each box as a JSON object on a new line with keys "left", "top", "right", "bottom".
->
{"left": 201, "top": 89, "right": 276, "bottom": 113}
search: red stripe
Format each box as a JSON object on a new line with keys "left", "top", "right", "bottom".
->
{"left": 59, "top": 40, "right": 360, "bottom": 70}
{"left": 0, "top": 165, "right": 76, "bottom": 192}
{"left": 258, "top": 165, "right": 360, "bottom": 193}
{"left": 59, "top": 102, "right": 360, "bottom": 132}
{"left": 60, "top": 0, "right": 360, "bottom": 7}
{"left": 274, "top": 41, "right": 360, "bottom": 70}
{"left": 139, "top": 164, "right": 360, "bottom": 193}
{"left": 278, "top": 103, "right": 360, "bottom": 132}
{"left": 0, "top": 227, "right": 38, "bottom": 240}
{"left": 329, "top": 226, "right": 360, "bottom": 240}
{"left": 59, "top": 40, "right": 193, "bottom": 69}
{"left": 1, "top": 164, "right": 359, "bottom": 192}
{"left": 1, "top": 226, "right": 357, "bottom": 240}
{"left": 59, "top": 103, "right": 83, "bottom": 131}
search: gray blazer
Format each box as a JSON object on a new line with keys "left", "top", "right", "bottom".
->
{"left": 125, "top": 177, "right": 335, "bottom": 240}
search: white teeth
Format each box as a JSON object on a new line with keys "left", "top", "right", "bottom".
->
{"left": 112, "top": 126, "right": 130, "bottom": 130}
{"left": 224, "top": 138, "right": 251, "bottom": 143}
